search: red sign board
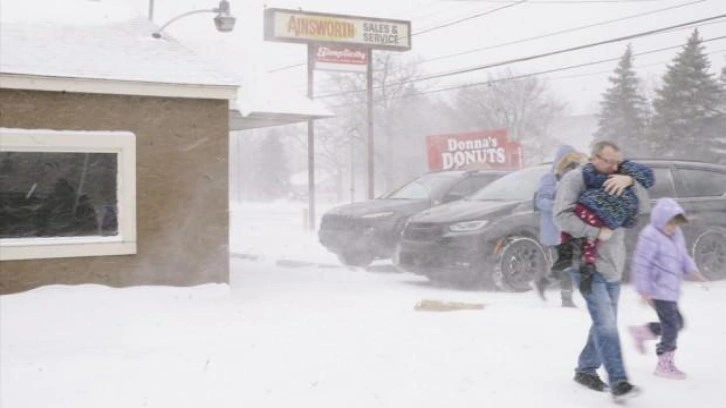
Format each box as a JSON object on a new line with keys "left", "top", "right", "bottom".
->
{"left": 426, "top": 130, "right": 523, "bottom": 171}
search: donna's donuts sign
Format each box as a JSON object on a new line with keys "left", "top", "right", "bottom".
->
{"left": 426, "top": 130, "right": 524, "bottom": 171}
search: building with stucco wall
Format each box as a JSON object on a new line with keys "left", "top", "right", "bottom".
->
{"left": 0, "top": 6, "right": 330, "bottom": 294}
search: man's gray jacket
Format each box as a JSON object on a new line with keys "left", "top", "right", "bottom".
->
{"left": 553, "top": 167, "right": 651, "bottom": 282}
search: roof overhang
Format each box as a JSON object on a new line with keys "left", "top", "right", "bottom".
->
{"left": 229, "top": 109, "right": 334, "bottom": 131}
{"left": 0, "top": 73, "right": 238, "bottom": 100}
{"left": 229, "top": 86, "right": 334, "bottom": 131}
{"left": 0, "top": 73, "right": 335, "bottom": 131}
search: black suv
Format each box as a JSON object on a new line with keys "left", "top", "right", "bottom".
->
{"left": 318, "top": 170, "right": 509, "bottom": 267}
{"left": 394, "top": 160, "right": 726, "bottom": 291}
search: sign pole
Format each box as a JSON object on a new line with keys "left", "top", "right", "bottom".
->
{"left": 263, "top": 8, "right": 411, "bottom": 204}
{"left": 366, "top": 48, "right": 374, "bottom": 199}
{"left": 307, "top": 44, "right": 316, "bottom": 231}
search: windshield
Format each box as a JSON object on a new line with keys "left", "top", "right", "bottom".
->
{"left": 383, "top": 172, "right": 462, "bottom": 200}
{"left": 468, "top": 166, "right": 549, "bottom": 202}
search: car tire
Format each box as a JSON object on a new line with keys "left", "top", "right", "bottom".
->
{"left": 493, "top": 236, "right": 549, "bottom": 292}
{"left": 336, "top": 249, "right": 374, "bottom": 268}
{"left": 692, "top": 227, "right": 726, "bottom": 281}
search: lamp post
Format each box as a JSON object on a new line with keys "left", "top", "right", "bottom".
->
{"left": 152, "top": 0, "right": 236, "bottom": 38}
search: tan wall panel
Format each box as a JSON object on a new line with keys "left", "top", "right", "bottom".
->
{"left": 0, "top": 89, "right": 229, "bottom": 294}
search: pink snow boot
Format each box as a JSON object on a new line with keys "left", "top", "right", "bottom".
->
{"left": 654, "top": 351, "right": 687, "bottom": 380}
{"left": 628, "top": 325, "right": 657, "bottom": 354}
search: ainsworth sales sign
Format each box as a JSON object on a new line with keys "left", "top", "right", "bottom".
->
{"left": 426, "top": 130, "right": 524, "bottom": 171}
{"left": 264, "top": 8, "right": 411, "bottom": 51}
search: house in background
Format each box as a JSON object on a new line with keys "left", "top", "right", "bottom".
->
{"left": 0, "top": 6, "right": 330, "bottom": 294}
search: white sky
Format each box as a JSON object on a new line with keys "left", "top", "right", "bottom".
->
{"left": 152, "top": 0, "right": 726, "bottom": 115}
{"left": 2, "top": 0, "right": 725, "bottom": 114}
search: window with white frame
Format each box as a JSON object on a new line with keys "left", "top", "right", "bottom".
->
{"left": 0, "top": 128, "right": 136, "bottom": 260}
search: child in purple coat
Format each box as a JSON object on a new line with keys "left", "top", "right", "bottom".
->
{"left": 628, "top": 198, "right": 707, "bottom": 380}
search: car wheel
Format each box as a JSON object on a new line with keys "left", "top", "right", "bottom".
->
{"left": 493, "top": 237, "right": 549, "bottom": 292}
{"left": 692, "top": 227, "right": 726, "bottom": 280}
{"left": 336, "top": 249, "right": 374, "bottom": 268}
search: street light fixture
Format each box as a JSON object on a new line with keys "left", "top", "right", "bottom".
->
{"left": 152, "top": 0, "right": 236, "bottom": 39}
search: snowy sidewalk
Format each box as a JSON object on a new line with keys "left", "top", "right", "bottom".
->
{"left": 2, "top": 259, "right": 725, "bottom": 407}
{"left": 230, "top": 200, "right": 403, "bottom": 272}
{"left": 230, "top": 200, "right": 344, "bottom": 268}
{"left": 2, "top": 200, "right": 724, "bottom": 407}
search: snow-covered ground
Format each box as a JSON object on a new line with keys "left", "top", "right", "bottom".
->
{"left": 229, "top": 201, "right": 339, "bottom": 266}
{"left": 2, "top": 201, "right": 725, "bottom": 407}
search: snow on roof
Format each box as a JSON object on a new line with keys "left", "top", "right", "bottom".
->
{"left": 0, "top": 0, "right": 332, "bottom": 127}
{"left": 0, "top": 0, "right": 239, "bottom": 88}
{"left": 235, "top": 84, "right": 333, "bottom": 118}
{"left": 229, "top": 78, "right": 334, "bottom": 130}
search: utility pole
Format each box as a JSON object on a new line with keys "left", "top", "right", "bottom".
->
{"left": 148, "top": 0, "right": 155, "bottom": 21}
{"left": 366, "top": 49, "right": 375, "bottom": 199}
{"left": 306, "top": 44, "right": 316, "bottom": 231}
{"left": 350, "top": 128, "right": 357, "bottom": 203}
{"left": 263, "top": 8, "right": 411, "bottom": 208}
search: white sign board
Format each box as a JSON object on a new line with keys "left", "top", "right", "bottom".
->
{"left": 314, "top": 45, "right": 368, "bottom": 73}
{"left": 264, "top": 8, "right": 411, "bottom": 51}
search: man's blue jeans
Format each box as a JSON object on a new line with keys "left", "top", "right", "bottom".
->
{"left": 569, "top": 268, "right": 628, "bottom": 387}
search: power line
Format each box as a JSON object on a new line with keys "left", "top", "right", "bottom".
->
{"left": 267, "top": 0, "right": 706, "bottom": 74}
{"left": 414, "top": 0, "right": 528, "bottom": 35}
{"left": 267, "top": 0, "right": 530, "bottom": 73}
{"left": 401, "top": 38, "right": 726, "bottom": 98}
{"left": 408, "top": 0, "right": 447, "bottom": 20}
{"left": 268, "top": 62, "right": 306, "bottom": 73}
{"left": 447, "top": 1, "right": 676, "bottom": 4}
{"left": 410, "top": 0, "right": 493, "bottom": 27}
{"left": 322, "top": 33, "right": 726, "bottom": 107}
{"left": 421, "top": 0, "right": 706, "bottom": 64}
{"left": 548, "top": 47, "right": 726, "bottom": 81}
{"left": 316, "top": 13, "right": 726, "bottom": 99}
{"left": 309, "top": 18, "right": 722, "bottom": 96}
{"left": 417, "top": 14, "right": 726, "bottom": 81}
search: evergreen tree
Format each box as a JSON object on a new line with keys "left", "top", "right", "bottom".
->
{"left": 594, "top": 45, "right": 649, "bottom": 156}
{"left": 254, "top": 131, "right": 291, "bottom": 200}
{"left": 704, "top": 63, "right": 726, "bottom": 163}
{"left": 648, "top": 29, "right": 723, "bottom": 161}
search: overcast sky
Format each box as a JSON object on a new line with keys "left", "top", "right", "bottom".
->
{"left": 4, "top": 0, "right": 726, "bottom": 115}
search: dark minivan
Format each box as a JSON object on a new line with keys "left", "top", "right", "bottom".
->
{"left": 318, "top": 169, "right": 509, "bottom": 267}
{"left": 395, "top": 160, "right": 726, "bottom": 291}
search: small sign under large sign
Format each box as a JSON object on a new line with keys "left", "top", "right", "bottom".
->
{"left": 314, "top": 45, "right": 368, "bottom": 73}
{"left": 264, "top": 8, "right": 412, "bottom": 51}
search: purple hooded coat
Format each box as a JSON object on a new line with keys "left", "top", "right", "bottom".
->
{"left": 631, "top": 198, "right": 698, "bottom": 302}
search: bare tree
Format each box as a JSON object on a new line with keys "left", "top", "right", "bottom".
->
{"left": 315, "top": 53, "right": 444, "bottom": 197}
{"left": 451, "top": 70, "right": 567, "bottom": 165}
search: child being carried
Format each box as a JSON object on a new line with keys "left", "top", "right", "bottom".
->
{"left": 552, "top": 159, "right": 655, "bottom": 292}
